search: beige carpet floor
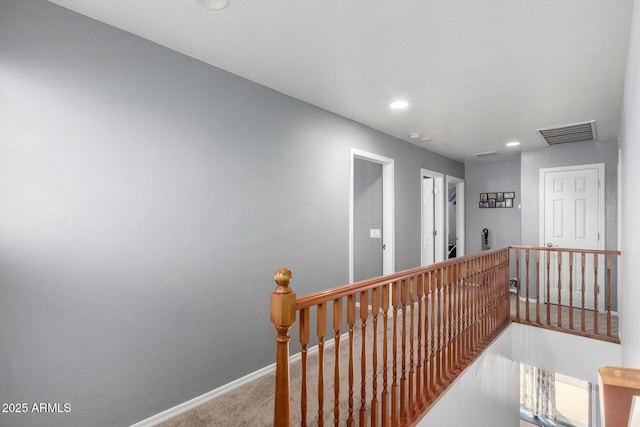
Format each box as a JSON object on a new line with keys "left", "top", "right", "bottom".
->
{"left": 158, "top": 299, "right": 499, "bottom": 426}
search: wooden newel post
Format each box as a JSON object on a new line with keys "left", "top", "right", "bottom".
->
{"left": 271, "top": 268, "right": 296, "bottom": 427}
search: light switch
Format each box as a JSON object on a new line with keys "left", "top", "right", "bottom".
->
{"left": 370, "top": 229, "right": 381, "bottom": 239}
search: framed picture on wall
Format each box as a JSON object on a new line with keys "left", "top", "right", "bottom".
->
{"left": 480, "top": 193, "right": 488, "bottom": 202}
{"left": 479, "top": 201, "right": 489, "bottom": 208}
{"left": 504, "top": 192, "right": 515, "bottom": 199}
{"left": 496, "top": 192, "right": 504, "bottom": 202}
{"left": 505, "top": 199, "right": 513, "bottom": 208}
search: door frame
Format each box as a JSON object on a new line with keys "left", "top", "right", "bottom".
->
{"left": 350, "top": 148, "right": 395, "bottom": 283}
{"left": 421, "top": 169, "right": 445, "bottom": 265}
{"left": 446, "top": 175, "right": 465, "bottom": 257}
{"left": 538, "top": 163, "right": 605, "bottom": 309}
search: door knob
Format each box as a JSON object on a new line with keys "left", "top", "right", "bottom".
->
{"left": 546, "top": 243, "right": 553, "bottom": 248}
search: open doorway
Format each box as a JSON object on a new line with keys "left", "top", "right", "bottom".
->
{"left": 349, "top": 149, "right": 395, "bottom": 283}
{"left": 446, "top": 176, "right": 465, "bottom": 258}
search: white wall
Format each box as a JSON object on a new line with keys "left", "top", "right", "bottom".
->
{"left": 511, "top": 323, "right": 621, "bottom": 385}
{"left": 417, "top": 324, "right": 622, "bottom": 427}
{"left": 619, "top": 0, "right": 640, "bottom": 366}
{"left": 417, "top": 328, "right": 519, "bottom": 427}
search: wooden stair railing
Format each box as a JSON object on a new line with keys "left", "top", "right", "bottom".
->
{"left": 270, "top": 248, "right": 511, "bottom": 427}
{"left": 509, "top": 246, "right": 621, "bottom": 343}
{"left": 598, "top": 366, "right": 640, "bottom": 427}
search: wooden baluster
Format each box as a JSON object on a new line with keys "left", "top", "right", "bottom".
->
{"left": 317, "top": 303, "right": 327, "bottom": 427}
{"left": 333, "top": 299, "right": 342, "bottom": 427}
{"left": 525, "top": 249, "right": 530, "bottom": 322}
{"left": 408, "top": 277, "right": 417, "bottom": 417}
{"left": 391, "top": 280, "right": 400, "bottom": 426}
{"left": 480, "top": 256, "right": 486, "bottom": 345}
{"left": 381, "top": 284, "right": 390, "bottom": 427}
{"left": 569, "top": 252, "right": 574, "bottom": 330}
{"left": 459, "top": 262, "right": 466, "bottom": 364}
{"left": 423, "top": 273, "right": 430, "bottom": 403}
{"left": 347, "top": 294, "right": 356, "bottom": 427}
{"left": 515, "top": 249, "right": 520, "bottom": 321}
{"left": 416, "top": 274, "right": 424, "bottom": 406}
{"left": 606, "top": 254, "right": 612, "bottom": 338}
{"left": 489, "top": 253, "right": 495, "bottom": 334}
{"left": 581, "top": 252, "right": 586, "bottom": 332}
{"left": 470, "top": 259, "right": 477, "bottom": 353}
{"left": 452, "top": 265, "right": 457, "bottom": 369}
{"left": 557, "top": 251, "right": 562, "bottom": 328}
{"left": 300, "top": 308, "right": 310, "bottom": 427}
{"left": 400, "top": 279, "right": 408, "bottom": 423}
{"left": 487, "top": 253, "right": 492, "bottom": 335}
{"left": 593, "top": 253, "right": 599, "bottom": 335}
{"left": 271, "top": 268, "right": 296, "bottom": 427}
{"left": 490, "top": 253, "right": 495, "bottom": 334}
{"left": 436, "top": 269, "right": 443, "bottom": 386}
{"left": 452, "top": 266, "right": 458, "bottom": 371}
{"left": 446, "top": 266, "right": 453, "bottom": 377}
{"left": 371, "top": 287, "right": 380, "bottom": 427}
{"left": 463, "top": 259, "right": 470, "bottom": 361}
{"left": 505, "top": 251, "right": 510, "bottom": 324}
{"left": 440, "top": 268, "right": 449, "bottom": 383}
{"left": 546, "top": 250, "right": 551, "bottom": 326}
{"left": 535, "top": 250, "right": 541, "bottom": 324}
{"left": 429, "top": 271, "right": 437, "bottom": 398}
{"left": 359, "top": 290, "right": 368, "bottom": 427}
{"left": 478, "top": 255, "right": 487, "bottom": 344}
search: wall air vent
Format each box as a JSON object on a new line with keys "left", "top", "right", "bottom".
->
{"left": 536, "top": 120, "right": 597, "bottom": 145}
{"left": 473, "top": 151, "right": 499, "bottom": 158}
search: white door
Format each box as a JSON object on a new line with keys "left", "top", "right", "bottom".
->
{"left": 540, "top": 164, "right": 604, "bottom": 310}
{"left": 424, "top": 177, "right": 436, "bottom": 264}
{"left": 421, "top": 169, "right": 444, "bottom": 265}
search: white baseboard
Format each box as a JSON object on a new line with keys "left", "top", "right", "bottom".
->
{"left": 130, "top": 330, "right": 351, "bottom": 427}
{"left": 129, "top": 361, "right": 277, "bottom": 427}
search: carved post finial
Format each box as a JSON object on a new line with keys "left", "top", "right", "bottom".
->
{"left": 274, "top": 268, "right": 292, "bottom": 292}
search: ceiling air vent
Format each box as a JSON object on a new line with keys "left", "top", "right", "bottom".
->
{"left": 473, "top": 150, "right": 499, "bottom": 158}
{"left": 537, "top": 120, "right": 597, "bottom": 145}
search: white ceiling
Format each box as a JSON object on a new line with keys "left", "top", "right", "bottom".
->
{"left": 48, "top": 0, "right": 633, "bottom": 163}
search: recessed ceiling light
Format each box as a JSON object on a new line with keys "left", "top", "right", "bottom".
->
{"left": 390, "top": 100, "right": 408, "bottom": 110}
{"left": 506, "top": 141, "right": 520, "bottom": 147}
{"left": 198, "top": 0, "right": 230, "bottom": 10}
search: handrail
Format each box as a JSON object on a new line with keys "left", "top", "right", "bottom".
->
{"left": 271, "top": 248, "right": 511, "bottom": 426}
{"left": 296, "top": 247, "right": 507, "bottom": 310}
{"left": 509, "top": 245, "right": 620, "bottom": 256}
{"left": 599, "top": 367, "right": 640, "bottom": 427}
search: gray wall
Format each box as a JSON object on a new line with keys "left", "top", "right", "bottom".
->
{"left": 353, "top": 159, "right": 383, "bottom": 281}
{"left": 0, "top": 1, "right": 464, "bottom": 426}
{"left": 465, "top": 156, "right": 522, "bottom": 253}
